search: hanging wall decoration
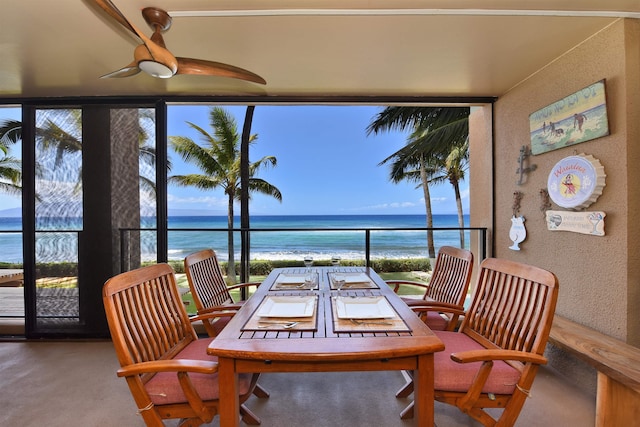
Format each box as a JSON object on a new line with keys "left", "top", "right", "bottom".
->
{"left": 529, "top": 80, "right": 609, "bottom": 155}
{"left": 516, "top": 145, "right": 537, "bottom": 185}
{"left": 509, "top": 191, "right": 527, "bottom": 251}
{"left": 545, "top": 210, "right": 606, "bottom": 236}
{"left": 545, "top": 153, "right": 606, "bottom": 236}
{"left": 546, "top": 153, "right": 606, "bottom": 210}
{"left": 539, "top": 189, "right": 552, "bottom": 217}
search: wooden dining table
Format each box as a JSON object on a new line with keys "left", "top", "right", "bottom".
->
{"left": 207, "top": 266, "right": 444, "bottom": 427}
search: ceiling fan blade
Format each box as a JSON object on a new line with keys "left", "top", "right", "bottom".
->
{"left": 176, "top": 58, "right": 266, "bottom": 85}
{"left": 100, "top": 63, "right": 141, "bottom": 78}
{"left": 93, "top": 0, "right": 145, "bottom": 40}
{"left": 93, "top": 0, "right": 165, "bottom": 60}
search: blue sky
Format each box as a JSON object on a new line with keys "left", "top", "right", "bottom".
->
{"left": 0, "top": 105, "right": 469, "bottom": 216}
{"left": 167, "top": 105, "right": 469, "bottom": 216}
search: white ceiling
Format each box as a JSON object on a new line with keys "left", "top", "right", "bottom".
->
{"left": 1, "top": 0, "right": 639, "bottom": 100}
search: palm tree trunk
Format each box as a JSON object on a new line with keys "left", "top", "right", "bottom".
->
{"left": 226, "top": 194, "right": 236, "bottom": 285}
{"left": 420, "top": 158, "right": 436, "bottom": 259}
{"left": 453, "top": 180, "right": 465, "bottom": 248}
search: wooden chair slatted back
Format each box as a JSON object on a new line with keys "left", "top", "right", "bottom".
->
{"left": 185, "top": 249, "right": 234, "bottom": 311}
{"left": 461, "top": 258, "right": 558, "bottom": 357}
{"left": 103, "top": 264, "right": 197, "bottom": 380}
{"left": 427, "top": 246, "right": 474, "bottom": 306}
{"left": 412, "top": 259, "right": 560, "bottom": 426}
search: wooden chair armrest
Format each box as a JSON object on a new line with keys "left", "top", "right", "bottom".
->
{"left": 226, "top": 282, "right": 261, "bottom": 292}
{"left": 411, "top": 304, "right": 466, "bottom": 331}
{"left": 411, "top": 302, "right": 465, "bottom": 314}
{"left": 197, "top": 304, "right": 242, "bottom": 315}
{"left": 451, "top": 349, "right": 548, "bottom": 365}
{"left": 386, "top": 280, "right": 431, "bottom": 295}
{"left": 117, "top": 359, "right": 218, "bottom": 377}
{"left": 209, "top": 282, "right": 261, "bottom": 303}
{"left": 189, "top": 311, "right": 237, "bottom": 324}
{"left": 447, "top": 348, "right": 547, "bottom": 413}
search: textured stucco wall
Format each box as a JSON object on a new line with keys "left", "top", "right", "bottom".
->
{"left": 494, "top": 19, "right": 638, "bottom": 340}
{"left": 488, "top": 19, "right": 640, "bottom": 390}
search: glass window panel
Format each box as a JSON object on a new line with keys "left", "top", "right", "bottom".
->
{"left": 34, "top": 108, "right": 82, "bottom": 329}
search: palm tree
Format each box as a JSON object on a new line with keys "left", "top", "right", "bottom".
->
{"left": 169, "top": 107, "right": 282, "bottom": 284}
{"left": 380, "top": 145, "right": 442, "bottom": 258}
{"left": 404, "top": 121, "right": 470, "bottom": 249}
{"left": 444, "top": 138, "right": 469, "bottom": 247}
{"left": 367, "top": 107, "right": 469, "bottom": 258}
{"left": 380, "top": 123, "right": 455, "bottom": 258}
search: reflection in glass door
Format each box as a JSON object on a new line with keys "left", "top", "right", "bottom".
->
{"left": 33, "top": 109, "right": 83, "bottom": 330}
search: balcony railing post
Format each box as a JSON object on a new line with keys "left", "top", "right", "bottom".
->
{"left": 365, "top": 229, "right": 371, "bottom": 268}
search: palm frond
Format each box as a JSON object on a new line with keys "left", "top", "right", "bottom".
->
{"left": 0, "top": 155, "right": 22, "bottom": 199}
{"left": 168, "top": 174, "right": 224, "bottom": 190}
{"left": 210, "top": 107, "right": 239, "bottom": 157}
{"left": 244, "top": 178, "right": 283, "bottom": 202}
{"left": 34, "top": 119, "right": 82, "bottom": 167}
{"left": 248, "top": 155, "right": 278, "bottom": 175}
{"left": 169, "top": 135, "right": 222, "bottom": 175}
{"left": 0, "top": 181, "right": 21, "bottom": 196}
{"left": 366, "top": 107, "right": 427, "bottom": 135}
{"left": 139, "top": 176, "right": 157, "bottom": 196}
{"left": 0, "top": 119, "right": 22, "bottom": 151}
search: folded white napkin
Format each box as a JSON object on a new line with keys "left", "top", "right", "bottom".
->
{"left": 276, "top": 274, "right": 306, "bottom": 284}
{"left": 333, "top": 273, "right": 370, "bottom": 283}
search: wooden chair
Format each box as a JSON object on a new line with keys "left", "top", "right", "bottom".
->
{"left": 184, "top": 248, "right": 262, "bottom": 338}
{"left": 391, "top": 246, "right": 474, "bottom": 401}
{"left": 388, "top": 246, "right": 474, "bottom": 331}
{"left": 401, "top": 257, "right": 559, "bottom": 426}
{"left": 184, "top": 248, "right": 270, "bottom": 399}
{"left": 103, "top": 263, "right": 263, "bottom": 427}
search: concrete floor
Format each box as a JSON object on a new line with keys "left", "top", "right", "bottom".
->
{"left": 0, "top": 340, "right": 596, "bottom": 427}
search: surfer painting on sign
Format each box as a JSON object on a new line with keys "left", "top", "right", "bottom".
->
{"left": 574, "top": 113, "right": 587, "bottom": 132}
{"left": 562, "top": 174, "right": 577, "bottom": 196}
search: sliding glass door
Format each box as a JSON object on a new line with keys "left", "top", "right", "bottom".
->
{"left": 23, "top": 105, "right": 156, "bottom": 337}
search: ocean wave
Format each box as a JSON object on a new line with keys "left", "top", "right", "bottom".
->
{"left": 161, "top": 248, "right": 431, "bottom": 263}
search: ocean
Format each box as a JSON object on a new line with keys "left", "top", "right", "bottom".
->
{"left": 0, "top": 214, "right": 471, "bottom": 264}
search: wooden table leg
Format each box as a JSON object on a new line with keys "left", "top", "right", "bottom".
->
{"left": 217, "top": 357, "right": 240, "bottom": 427}
{"left": 414, "top": 353, "right": 435, "bottom": 427}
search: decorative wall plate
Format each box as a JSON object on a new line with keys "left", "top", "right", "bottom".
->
{"left": 547, "top": 154, "right": 606, "bottom": 210}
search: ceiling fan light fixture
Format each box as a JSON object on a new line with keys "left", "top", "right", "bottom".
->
{"left": 138, "top": 61, "right": 174, "bottom": 78}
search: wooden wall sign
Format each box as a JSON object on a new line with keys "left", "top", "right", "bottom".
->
{"left": 529, "top": 80, "right": 610, "bottom": 155}
{"left": 546, "top": 210, "right": 605, "bottom": 236}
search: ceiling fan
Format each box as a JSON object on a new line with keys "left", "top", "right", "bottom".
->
{"left": 93, "top": 0, "right": 266, "bottom": 84}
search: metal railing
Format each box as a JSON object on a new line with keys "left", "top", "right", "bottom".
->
{"left": 119, "top": 226, "right": 488, "bottom": 273}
